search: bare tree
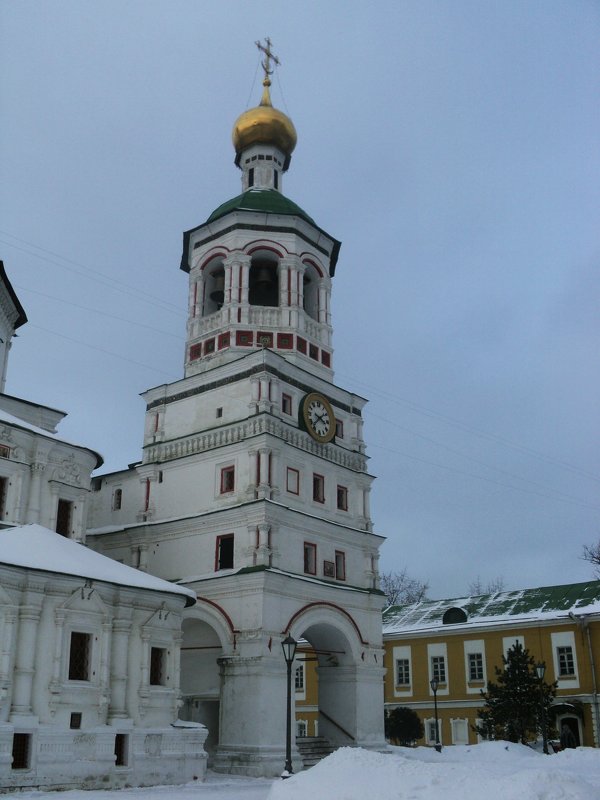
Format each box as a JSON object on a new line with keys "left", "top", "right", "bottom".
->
{"left": 469, "top": 575, "right": 505, "bottom": 595}
{"left": 380, "top": 569, "right": 428, "bottom": 607}
{"left": 583, "top": 540, "right": 600, "bottom": 577}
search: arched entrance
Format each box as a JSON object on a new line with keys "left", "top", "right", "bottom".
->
{"left": 179, "top": 617, "right": 225, "bottom": 761}
{"left": 287, "top": 603, "right": 385, "bottom": 754}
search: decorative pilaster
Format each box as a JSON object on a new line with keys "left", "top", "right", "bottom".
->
{"left": 108, "top": 619, "right": 132, "bottom": 721}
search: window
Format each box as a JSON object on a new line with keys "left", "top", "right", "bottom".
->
{"left": 150, "top": 647, "right": 166, "bottom": 686}
{"left": 248, "top": 167, "right": 254, "bottom": 187}
{"left": 112, "top": 488, "right": 122, "bottom": 511}
{"left": 295, "top": 663, "right": 305, "bottom": 691}
{"left": 313, "top": 474, "right": 325, "bottom": 503}
{"left": 557, "top": 646, "right": 575, "bottom": 677}
{"left": 70, "top": 712, "right": 82, "bottom": 730}
{"left": 304, "top": 542, "right": 317, "bottom": 575}
{"left": 468, "top": 652, "right": 484, "bottom": 681}
{"left": 336, "top": 485, "right": 348, "bottom": 511}
{"left": 335, "top": 550, "right": 346, "bottom": 581}
{"left": 56, "top": 498, "right": 73, "bottom": 537}
{"left": 286, "top": 467, "right": 299, "bottom": 495}
{"left": 273, "top": 169, "right": 279, "bottom": 190}
{"left": 296, "top": 720, "right": 307, "bottom": 737}
{"left": 11, "top": 733, "right": 31, "bottom": 770}
{"left": 396, "top": 658, "right": 411, "bottom": 686}
{"left": 68, "top": 632, "right": 91, "bottom": 681}
{"left": 0, "top": 476, "right": 7, "bottom": 517}
{"left": 216, "top": 534, "right": 234, "bottom": 570}
{"left": 426, "top": 719, "right": 440, "bottom": 745}
{"left": 335, "top": 420, "right": 344, "bottom": 438}
{"left": 216, "top": 407, "right": 223, "bottom": 418}
{"left": 281, "top": 393, "right": 292, "bottom": 415}
{"left": 220, "top": 466, "right": 235, "bottom": 494}
{"left": 0, "top": 444, "right": 10, "bottom": 459}
{"left": 114, "top": 733, "right": 128, "bottom": 767}
{"left": 431, "top": 655, "right": 446, "bottom": 683}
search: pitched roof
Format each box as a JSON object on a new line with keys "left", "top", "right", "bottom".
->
{"left": 0, "top": 524, "right": 196, "bottom": 606}
{"left": 382, "top": 580, "right": 600, "bottom": 635}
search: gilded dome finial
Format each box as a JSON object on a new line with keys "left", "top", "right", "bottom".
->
{"left": 255, "top": 37, "right": 279, "bottom": 106}
{"left": 232, "top": 38, "right": 297, "bottom": 170}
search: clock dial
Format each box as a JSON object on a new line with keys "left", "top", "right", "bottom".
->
{"left": 301, "top": 393, "right": 336, "bottom": 443}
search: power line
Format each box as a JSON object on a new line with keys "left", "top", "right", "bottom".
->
{"left": 27, "top": 324, "right": 178, "bottom": 380}
{"left": 0, "top": 232, "right": 182, "bottom": 315}
{"left": 339, "top": 372, "right": 600, "bottom": 484}
{"left": 15, "top": 283, "right": 184, "bottom": 341}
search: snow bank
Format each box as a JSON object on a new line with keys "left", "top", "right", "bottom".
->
{"left": 267, "top": 743, "right": 600, "bottom": 800}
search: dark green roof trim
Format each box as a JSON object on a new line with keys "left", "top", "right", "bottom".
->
{"left": 180, "top": 191, "right": 341, "bottom": 275}
{"left": 207, "top": 189, "right": 315, "bottom": 225}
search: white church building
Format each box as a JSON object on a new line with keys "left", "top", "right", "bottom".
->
{"left": 1, "top": 41, "right": 387, "bottom": 784}
{"left": 0, "top": 262, "right": 208, "bottom": 791}
{"left": 86, "top": 44, "right": 387, "bottom": 777}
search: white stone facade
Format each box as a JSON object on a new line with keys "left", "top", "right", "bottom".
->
{"left": 0, "top": 526, "right": 208, "bottom": 791}
{"left": 87, "top": 92, "right": 388, "bottom": 775}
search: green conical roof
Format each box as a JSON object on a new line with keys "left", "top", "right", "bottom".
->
{"left": 206, "top": 189, "right": 314, "bottom": 225}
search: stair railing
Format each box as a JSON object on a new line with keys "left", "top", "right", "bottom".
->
{"left": 319, "top": 710, "right": 355, "bottom": 742}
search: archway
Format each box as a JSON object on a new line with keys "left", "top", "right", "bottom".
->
{"left": 287, "top": 604, "right": 382, "bottom": 753}
{"left": 179, "top": 618, "right": 224, "bottom": 761}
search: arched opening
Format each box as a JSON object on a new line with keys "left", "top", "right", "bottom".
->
{"left": 249, "top": 252, "right": 279, "bottom": 307}
{"left": 203, "top": 257, "right": 225, "bottom": 315}
{"left": 179, "top": 618, "right": 224, "bottom": 762}
{"left": 287, "top": 605, "right": 380, "bottom": 758}
{"left": 302, "top": 263, "right": 320, "bottom": 321}
{"left": 557, "top": 715, "right": 581, "bottom": 747}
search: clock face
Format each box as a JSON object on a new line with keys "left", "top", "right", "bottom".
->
{"left": 302, "top": 393, "right": 336, "bottom": 443}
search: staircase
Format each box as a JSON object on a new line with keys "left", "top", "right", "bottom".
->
{"left": 296, "top": 736, "right": 336, "bottom": 768}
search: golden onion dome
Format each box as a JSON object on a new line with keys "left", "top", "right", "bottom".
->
{"left": 232, "top": 80, "right": 297, "bottom": 167}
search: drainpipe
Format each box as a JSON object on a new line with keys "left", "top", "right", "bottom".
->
{"left": 569, "top": 612, "right": 600, "bottom": 747}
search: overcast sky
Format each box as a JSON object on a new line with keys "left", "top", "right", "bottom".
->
{"left": 1, "top": 1, "right": 598, "bottom": 599}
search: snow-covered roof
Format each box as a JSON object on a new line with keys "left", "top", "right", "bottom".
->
{"left": 0, "top": 408, "right": 103, "bottom": 467}
{"left": 382, "top": 580, "right": 600, "bottom": 636}
{"left": 0, "top": 524, "right": 196, "bottom": 606}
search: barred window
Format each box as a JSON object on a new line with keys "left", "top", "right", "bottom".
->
{"left": 150, "top": 647, "right": 166, "bottom": 685}
{"left": 68, "top": 632, "right": 91, "bottom": 681}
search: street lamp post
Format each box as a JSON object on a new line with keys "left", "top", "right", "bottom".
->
{"left": 281, "top": 634, "right": 298, "bottom": 778}
{"left": 430, "top": 678, "right": 442, "bottom": 752}
{"left": 535, "top": 662, "right": 549, "bottom": 755}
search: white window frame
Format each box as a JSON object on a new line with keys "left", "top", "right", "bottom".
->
{"left": 551, "top": 631, "right": 579, "bottom": 689}
{"left": 425, "top": 717, "right": 441, "bottom": 746}
{"left": 294, "top": 661, "right": 306, "bottom": 700}
{"left": 502, "top": 635, "right": 524, "bottom": 658}
{"left": 427, "top": 643, "right": 449, "bottom": 695}
{"left": 392, "top": 645, "right": 412, "bottom": 697}
{"left": 464, "top": 639, "right": 486, "bottom": 694}
{"left": 451, "top": 718, "right": 469, "bottom": 745}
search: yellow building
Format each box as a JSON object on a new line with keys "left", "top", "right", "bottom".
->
{"left": 382, "top": 581, "right": 600, "bottom": 748}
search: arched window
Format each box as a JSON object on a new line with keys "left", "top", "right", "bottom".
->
{"left": 303, "top": 263, "right": 320, "bottom": 320}
{"left": 249, "top": 253, "right": 279, "bottom": 307}
{"left": 442, "top": 607, "right": 468, "bottom": 624}
{"left": 203, "top": 257, "right": 225, "bottom": 315}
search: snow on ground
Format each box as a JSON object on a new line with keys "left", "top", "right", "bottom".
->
{"left": 10, "top": 743, "right": 600, "bottom": 800}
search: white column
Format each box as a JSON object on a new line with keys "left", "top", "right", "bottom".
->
{"left": 10, "top": 587, "right": 43, "bottom": 717}
{"left": 109, "top": 619, "right": 132, "bottom": 721}
{"left": 257, "top": 447, "right": 270, "bottom": 499}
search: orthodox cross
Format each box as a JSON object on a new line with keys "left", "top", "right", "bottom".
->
{"left": 255, "top": 37, "right": 280, "bottom": 82}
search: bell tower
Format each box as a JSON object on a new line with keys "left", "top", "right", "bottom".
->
{"left": 88, "top": 41, "right": 386, "bottom": 777}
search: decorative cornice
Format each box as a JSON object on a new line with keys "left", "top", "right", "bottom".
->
{"left": 143, "top": 414, "right": 367, "bottom": 472}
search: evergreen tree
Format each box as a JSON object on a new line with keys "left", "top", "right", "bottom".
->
{"left": 385, "top": 706, "right": 424, "bottom": 746}
{"left": 475, "top": 641, "right": 556, "bottom": 744}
